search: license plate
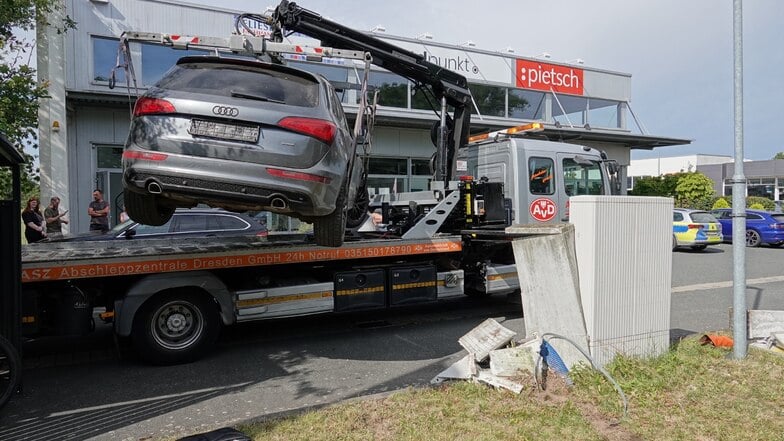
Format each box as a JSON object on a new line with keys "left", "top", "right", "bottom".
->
{"left": 189, "top": 119, "right": 260, "bottom": 143}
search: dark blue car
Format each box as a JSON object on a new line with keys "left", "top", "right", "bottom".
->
{"left": 711, "top": 208, "right": 784, "bottom": 247}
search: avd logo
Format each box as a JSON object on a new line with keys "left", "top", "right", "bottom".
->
{"left": 529, "top": 198, "right": 557, "bottom": 222}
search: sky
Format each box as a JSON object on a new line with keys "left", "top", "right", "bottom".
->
{"left": 189, "top": 0, "right": 783, "bottom": 161}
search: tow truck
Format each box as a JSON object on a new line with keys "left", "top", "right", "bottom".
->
{"left": 19, "top": 1, "right": 618, "bottom": 364}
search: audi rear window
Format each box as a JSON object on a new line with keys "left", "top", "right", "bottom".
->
{"left": 156, "top": 62, "right": 319, "bottom": 107}
{"left": 772, "top": 214, "right": 784, "bottom": 223}
{"left": 690, "top": 212, "right": 718, "bottom": 223}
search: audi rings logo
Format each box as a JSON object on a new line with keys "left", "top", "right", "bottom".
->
{"left": 212, "top": 105, "right": 239, "bottom": 117}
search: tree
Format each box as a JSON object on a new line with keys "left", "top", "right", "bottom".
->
{"left": 629, "top": 173, "right": 683, "bottom": 197}
{"left": 674, "top": 172, "right": 715, "bottom": 209}
{"left": 0, "top": 0, "right": 75, "bottom": 199}
{"left": 774, "top": 152, "right": 784, "bottom": 160}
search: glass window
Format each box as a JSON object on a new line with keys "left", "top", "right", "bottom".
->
{"left": 131, "top": 222, "right": 172, "bottom": 236}
{"left": 96, "top": 145, "right": 123, "bottom": 169}
{"left": 175, "top": 215, "right": 208, "bottom": 232}
{"left": 368, "top": 71, "right": 408, "bottom": 108}
{"left": 156, "top": 61, "right": 319, "bottom": 107}
{"left": 411, "top": 87, "right": 434, "bottom": 111}
{"left": 528, "top": 157, "right": 554, "bottom": 195}
{"left": 411, "top": 159, "right": 431, "bottom": 175}
{"left": 368, "top": 157, "right": 407, "bottom": 175}
{"left": 553, "top": 94, "right": 588, "bottom": 126}
{"left": 563, "top": 158, "right": 604, "bottom": 195}
{"left": 469, "top": 83, "right": 505, "bottom": 117}
{"left": 673, "top": 212, "right": 684, "bottom": 222}
{"left": 747, "top": 213, "right": 763, "bottom": 220}
{"left": 509, "top": 89, "right": 545, "bottom": 120}
{"left": 587, "top": 98, "right": 619, "bottom": 129}
{"left": 141, "top": 44, "right": 209, "bottom": 86}
{"left": 209, "top": 215, "right": 249, "bottom": 231}
{"left": 690, "top": 212, "right": 717, "bottom": 223}
{"left": 93, "top": 37, "right": 124, "bottom": 83}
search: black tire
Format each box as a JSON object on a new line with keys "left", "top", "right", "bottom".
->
{"left": 692, "top": 245, "right": 708, "bottom": 251}
{"left": 672, "top": 236, "right": 678, "bottom": 251}
{"left": 124, "top": 190, "right": 175, "bottom": 227}
{"left": 314, "top": 182, "right": 348, "bottom": 247}
{"left": 745, "top": 229, "right": 762, "bottom": 247}
{"left": 346, "top": 175, "right": 369, "bottom": 229}
{"left": 131, "top": 291, "right": 221, "bottom": 365}
{"left": 0, "top": 335, "right": 21, "bottom": 409}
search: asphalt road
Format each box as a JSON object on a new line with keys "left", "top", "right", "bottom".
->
{"left": 1, "top": 242, "right": 783, "bottom": 440}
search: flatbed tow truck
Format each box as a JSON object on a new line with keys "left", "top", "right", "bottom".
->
{"left": 18, "top": 1, "right": 618, "bottom": 365}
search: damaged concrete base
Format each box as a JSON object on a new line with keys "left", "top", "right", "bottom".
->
{"left": 432, "top": 320, "right": 546, "bottom": 394}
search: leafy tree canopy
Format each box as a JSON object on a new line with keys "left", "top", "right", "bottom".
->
{"left": 0, "top": 0, "right": 75, "bottom": 199}
{"left": 774, "top": 152, "right": 784, "bottom": 160}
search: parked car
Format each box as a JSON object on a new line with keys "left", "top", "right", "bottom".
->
{"left": 122, "top": 56, "right": 368, "bottom": 247}
{"left": 711, "top": 208, "right": 784, "bottom": 247}
{"left": 672, "top": 209, "right": 723, "bottom": 251}
{"left": 49, "top": 208, "right": 268, "bottom": 241}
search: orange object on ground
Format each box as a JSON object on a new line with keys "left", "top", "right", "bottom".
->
{"left": 699, "top": 334, "right": 734, "bottom": 348}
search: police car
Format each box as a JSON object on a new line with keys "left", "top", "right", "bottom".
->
{"left": 672, "top": 208, "right": 723, "bottom": 251}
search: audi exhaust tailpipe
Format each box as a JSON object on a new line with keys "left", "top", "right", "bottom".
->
{"left": 147, "top": 181, "right": 163, "bottom": 195}
{"left": 270, "top": 197, "right": 288, "bottom": 210}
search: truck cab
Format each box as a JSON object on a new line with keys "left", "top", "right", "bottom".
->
{"left": 459, "top": 137, "right": 613, "bottom": 224}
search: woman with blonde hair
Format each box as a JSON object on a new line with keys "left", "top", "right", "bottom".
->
{"left": 22, "top": 197, "right": 47, "bottom": 243}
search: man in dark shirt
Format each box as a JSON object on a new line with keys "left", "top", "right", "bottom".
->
{"left": 45, "top": 196, "right": 69, "bottom": 236}
{"left": 88, "top": 189, "right": 110, "bottom": 232}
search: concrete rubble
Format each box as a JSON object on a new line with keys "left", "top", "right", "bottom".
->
{"left": 747, "top": 310, "right": 784, "bottom": 355}
{"left": 432, "top": 318, "right": 543, "bottom": 394}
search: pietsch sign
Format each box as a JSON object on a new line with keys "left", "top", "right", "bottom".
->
{"left": 515, "top": 59, "right": 584, "bottom": 95}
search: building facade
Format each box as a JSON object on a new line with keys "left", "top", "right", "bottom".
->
{"left": 37, "top": 0, "right": 689, "bottom": 233}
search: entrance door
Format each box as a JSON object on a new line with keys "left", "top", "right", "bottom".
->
{"left": 95, "top": 145, "right": 125, "bottom": 227}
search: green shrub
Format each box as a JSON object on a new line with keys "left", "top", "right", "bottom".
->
{"left": 749, "top": 203, "right": 765, "bottom": 210}
{"left": 746, "top": 196, "right": 775, "bottom": 211}
{"left": 712, "top": 198, "right": 730, "bottom": 209}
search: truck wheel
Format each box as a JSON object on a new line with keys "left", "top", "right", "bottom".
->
{"left": 314, "top": 181, "right": 348, "bottom": 247}
{"left": 0, "top": 335, "right": 21, "bottom": 409}
{"left": 125, "top": 190, "right": 175, "bottom": 227}
{"left": 132, "top": 291, "right": 220, "bottom": 365}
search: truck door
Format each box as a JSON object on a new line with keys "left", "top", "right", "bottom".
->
{"left": 525, "top": 154, "right": 561, "bottom": 224}
{"left": 557, "top": 153, "right": 607, "bottom": 221}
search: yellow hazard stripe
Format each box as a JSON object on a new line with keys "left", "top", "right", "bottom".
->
{"left": 392, "top": 281, "right": 437, "bottom": 290}
{"left": 335, "top": 286, "right": 385, "bottom": 297}
{"left": 487, "top": 273, "right": 517, "bottom": 281}
{"left": 237, "top": 291, "right": 333, "bottom": 308}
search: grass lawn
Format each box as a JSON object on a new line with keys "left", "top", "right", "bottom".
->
{"left": 236, "top": 336, "right": 784, "bottom": 441}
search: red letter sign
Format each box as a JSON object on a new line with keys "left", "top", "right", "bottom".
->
{"left": 515, "top": 59, "right": 584, "bottom": 95}
{"left": 529, "top": 198, "right": 557, "bottom": 222}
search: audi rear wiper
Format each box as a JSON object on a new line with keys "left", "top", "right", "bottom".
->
{"left": 230, "top": 90, "right": 285, "bottom": 104}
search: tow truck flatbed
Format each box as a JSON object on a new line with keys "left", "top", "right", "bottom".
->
{"left": 21, "top": 235, "right": 463, "bottom": 283}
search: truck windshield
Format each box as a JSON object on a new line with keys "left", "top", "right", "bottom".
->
{"left": 563, "top": 158, "right": 604, "bottom": 195}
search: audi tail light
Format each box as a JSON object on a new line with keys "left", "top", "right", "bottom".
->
{"left": 122, "top": 151, "right": 168, "bottom": 161}
{"left": 266, "top": 168, "right": 331, "bottom": 184}
{"left": 134, "top": 97, "right": 176, "bottom": 117}
{"left": 771, "top": 223, "right": 784, "bottom": 230}
{"left": 277, "top": 117, "right": 336, "bottom": 145}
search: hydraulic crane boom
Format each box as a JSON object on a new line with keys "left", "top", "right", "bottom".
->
{"left": 267, "top": 0, "right": 473, "bottom": 184}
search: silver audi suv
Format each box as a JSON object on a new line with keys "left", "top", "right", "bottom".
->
{"left": 122, "top": 56, "right": 367, "bottom": 247}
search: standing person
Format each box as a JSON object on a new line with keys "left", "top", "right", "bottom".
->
{"left": 88, "top": 189, "right": 110, "bottom": 232}
{"left": 44, "top": 196, "right": 69, "bottom": 237}
{"left": 22, "top": 197, "right": 47, "bottom": 243}
{"left": 119, "top": 203, "right": 129, "bottom": 223}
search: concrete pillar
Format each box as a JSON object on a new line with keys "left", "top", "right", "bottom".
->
{"left": 36, "top": 0, "right": 70, "bottom": 234}
{"left": 507, "top": 223, "right": 588, "bottom": 369}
